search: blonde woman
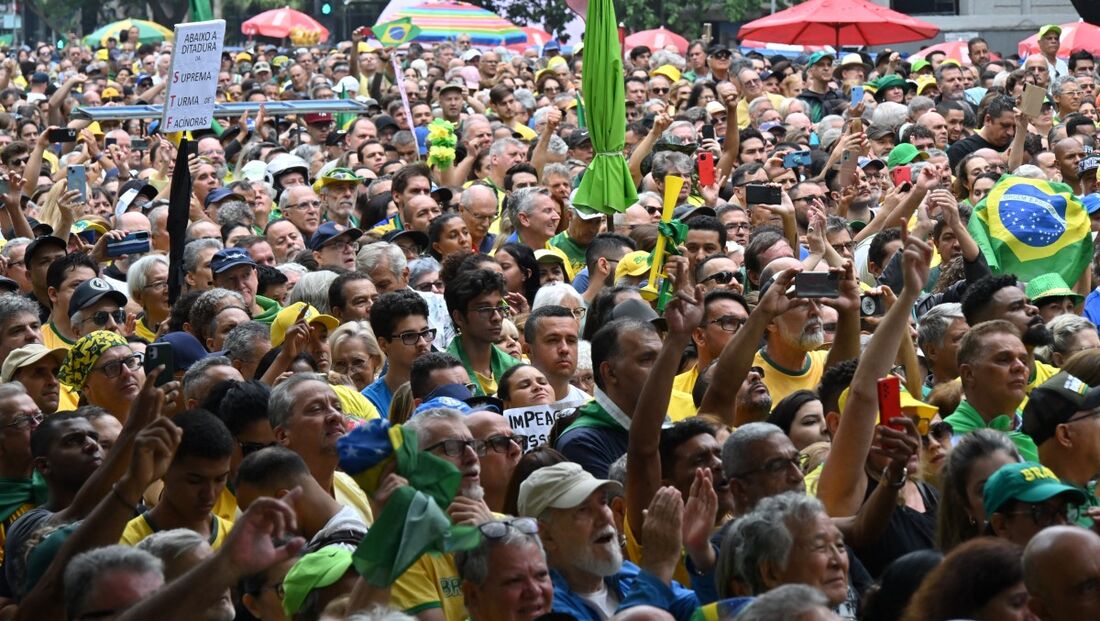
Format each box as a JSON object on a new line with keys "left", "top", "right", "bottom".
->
{"left": 328, "top": 321, "right": 386, "bottom": 392}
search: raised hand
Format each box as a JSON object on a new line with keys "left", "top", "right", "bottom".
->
{"left": 641, "top": 486, "right": 685, "bottom": 584}
{"left": 221, "top": 487, "right": 307, "bottom": 578}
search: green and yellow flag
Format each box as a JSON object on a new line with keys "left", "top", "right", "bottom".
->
{"left": 968, "top": 175, "right": 1092, "bottom": 285}
{"left": 372, "top": 18, "right": 421, "bottom": 48}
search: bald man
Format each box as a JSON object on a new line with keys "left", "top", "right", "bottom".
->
{"left": 1024, "top": 526, "right": 1100, "bottom": 620}
{"left": 1053, "top": 138, "right": 1085, "bottom": 193}
{"left": 918, "top": 111, "right": 950, "bottom": 150}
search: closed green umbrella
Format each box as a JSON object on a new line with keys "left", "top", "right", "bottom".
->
{"left": 571, "top": 0, "right": 636, "bottom": 215}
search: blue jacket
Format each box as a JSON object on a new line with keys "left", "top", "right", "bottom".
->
{"left": 550, "top": 561, "right": 699, "bottom": 621}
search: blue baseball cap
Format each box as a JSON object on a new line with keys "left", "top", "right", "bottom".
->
{"left": 1083, "top": 193, "right": 1100, "bottom": 215}
{"left": 210, "top": 247, "right": 256, "bottom": 275}
{"left": 154, "top": 331, "right": 213, "bottom": 372}
{"left": 308, "top": 221, "right": 363, "bottom": 251}
{"left": 204, "top": 187, "right": 245, "bottom": 208}
{"left": 413, "top": 395, "right": 472, "bottom": 416}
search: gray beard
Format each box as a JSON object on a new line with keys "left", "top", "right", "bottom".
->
{"left": 574, "top": 538, "right": 623, "bottom": 577}
{"left": 461, "top": 482, "right": 485, "bottom": 501}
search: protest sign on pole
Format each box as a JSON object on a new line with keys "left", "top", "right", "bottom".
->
{"left": 504, "top": 400, "right": 587, "bottom": 452}
{"left": 161, "top": 20, "right": 225, "bottom": 133}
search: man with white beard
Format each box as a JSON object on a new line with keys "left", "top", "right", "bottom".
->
{"left": 751, "top": 257, "right": 862, "bottom": 406}
{"left": 315, "top": 168, "right": 361, "bottom": 228}
{"left": 518, "top": 462, "right": 700, "bottom": 620}
{"left": 392, "top": 408, "right": 494, "bottom": 620}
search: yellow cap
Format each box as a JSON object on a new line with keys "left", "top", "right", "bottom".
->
{"left": 101, "top": 86, "right": 121, "bottom": 99}
{"left": 270, "top": 302, "right": 340, "bottom": 347}
{"left": 615, "top": 250, "right": 651, "bottom": 283}
{"left": 916, "top": 75, "right": 939, "bottom": 95}
{"left": 95, "top": 49, "right": 109, "bottom": 61}
{"left": 236, "top": 52, "right": 253, "bottom": 62}
{"left": 837, "top": 384, "right": 939, "bottom": 431}
{"left": 534, "top": 247, "right": 574, "bottom": 281}
{"left": 650, "top": 64, "right": 681, "bottom": 83}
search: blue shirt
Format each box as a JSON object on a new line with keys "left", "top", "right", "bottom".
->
{"left": 361, "top": 377, "right": 393, "bottom": 417}
{"left": 1085, "top": 289, "right": 1100, "bottom": 332}
{"left": 572, "top": 267, "right": 591, "bottom": 293}
{"left": 549, "top": 561, "right": 699, "bottom": 621}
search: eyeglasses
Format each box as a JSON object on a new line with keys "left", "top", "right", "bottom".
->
{"left": 923, "top": 420, "right": 953, "bottom": 445}
{"left": 142, "top": 280, "right": 168, "bottom": 292}
{"left": 732, "top": 454, "right": 800, "bottom": 478}
{"left": 831, "top": 242, "right": 855, "bottom": 254}
{"left": 469, "top": 304, "right": 511, "bottom": 319}
{"left": 701, "top": 271, "right": 741, "bottom": 286}
{"left": 650, "top": 87, "right": 670, "bottom": 95}
{"left": 793, "top": 195, "right": 825, "bottom": 204}
{"left": 102, "top": 97, "right": 123, "bottom": 103}
{"left": 325, "top": 241, "right": 360, "bottom": 253}
{"left": 390, "top": 328, "right": 437, "bottom": 346}
{"left": 82, "top": 309, "right": 126, "bottom": 327}
{"left": 239, "top": 439, "right": 277, "bottom": 457}
{"left": 424, "top": 438, "right": 487, "bottom": 457}
{"left": 1, "top": 410, "right": 43, "bottom": 430}
{"left": 484, "top": 433, "right": 524, "bottom": 453}
{"left": 288, "top": 200, "right": 322, "bottom": 210}
{"left": 479, "top": 517, "right": 539, "bottom": 540}
{"left": 462, "top": 206, "right": 497, "bottom": 223}
{"left": 726, "top": 222, "right": 751, "bottom": 231}
{"left": 93, "top": 353, "right": 143, "bottom": 379}
{"left": 706, "top": 314, "right": 747, "bottom": 332}
{"left": 1005, "top": 502, "right": 1079, "bottom": 527}
{"left": 415, "top": 280, "right": 445, "bottom": 293}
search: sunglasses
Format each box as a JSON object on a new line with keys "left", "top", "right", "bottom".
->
{"left": 239, "top": 440, "right": 278, "bottom": 457}
{"left": 701, "top": 271, "right": 742, "bottom": 286}
{"left": 83, "top": 309, "right": 126, "bottom": 327}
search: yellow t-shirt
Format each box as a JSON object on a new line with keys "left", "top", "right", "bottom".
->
{"left": 474, "top": 370, "right": 497, "bottom": 398}
{"left": 120, "top": 513, "right": 234, "bottom": 549}
{"left": 334, "top": 471, "right": 374, "bottom": 526}
{"left": 333, "top": 384, "right": 382, "bottom": 422}
{"left": 391, "top": 552, "right": 465, "bottom": 621}
{"left": 736, "top": 93, "right": 787, "bottom": 129}
{"left": 752, "top": 349, "right": 830, "bottom": 410}
{"left": 133, "top": 317, "right": 157, "bottom": 343}
{"left": 1023, "top": 360, "right": 1059, "bottom": 411}
{"left": 213, "top": 486, "right": 239, "bottom": 523}
{"left": 41, "top": 322, "right": 74, "bottom": 352}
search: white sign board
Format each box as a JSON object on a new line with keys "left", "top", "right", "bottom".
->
{"left": 505, "top": 400, "right": 587, "bottom": 452}
{"left": 161, "top": 20, "right": 226, "bottom": 133}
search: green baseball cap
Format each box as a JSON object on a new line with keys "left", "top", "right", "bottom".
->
{"left": 1038, "top": 24, "right": 1062, "bottom": 39}
{"left": 807, "top": 51, "right": 834, "bottom": 67}
{"left": 983, "top": 461, "right": 1086, "bottom": 517}
{"left": 886, "top": 143, "right": 930, "bottom": 169}
{"left": 282, "top": 546, "right": 354, "bottom": 617}
{"left": 910, "top": 59, "right": 931, "bottom": 74}
{"left": 1025, "top": 273, "right": 1083, "bottom": 306}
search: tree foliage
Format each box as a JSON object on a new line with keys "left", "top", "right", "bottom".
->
{"left": 616, "top": 0, "right": 772, "bottom": 40}
{"left": 479, "top": 0, "right": 576, "bottom": 40}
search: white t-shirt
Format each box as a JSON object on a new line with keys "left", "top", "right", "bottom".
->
{"left": 575, "top": 581, "right": 619, "bottom": 620}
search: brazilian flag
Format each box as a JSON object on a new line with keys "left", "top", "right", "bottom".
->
{"left": 968, "top": 175, "right": 1093, "bottom": 286}
{"left": 372, "top": 17, "right": 421, "bottom": 48}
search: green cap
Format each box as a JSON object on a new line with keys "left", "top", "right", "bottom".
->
{"left": 282, "top": 546, "right": 354, "bottom": 617}
{"left": 983, "top": 461, "right": 1086, "bottom": 517}
{"left": 910, "top": 59, "right": 931, "bottom": 74}
{"left": 807, "top": 51, "right": 834, "bottom": 67}
{"left": 1038, "top": 24, "right": 1062, "bottom": 39}
{"left": 312, "top": 167, "right": 362, "bottom": 193}
{"left": 872, "top": 75, "right": 911, "bottom": 101}
{"left": 1025, "top": 273, "right": 1084, "bottom": 305}
{"left": 885, "top": 143, "right": 930, "bottom": 169}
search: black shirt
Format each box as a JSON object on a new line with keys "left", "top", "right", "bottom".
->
{"left": 853, "top": 477, "right": 939, "bottom": 578}
{"left": 946, "top": 133, "right": 997, "bottom": 170}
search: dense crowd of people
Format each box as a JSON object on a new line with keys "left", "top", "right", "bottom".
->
{"left": 0, "top": 15, "right": 1099, "bottom": 621}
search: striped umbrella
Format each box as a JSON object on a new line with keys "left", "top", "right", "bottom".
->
{"left": 83, "top": 19, "right": 174, "bottom": 47}
{"left": 394, "top": 1, "right": 526, "bottom": 46}
{"left": 507, "top": 26, "right": 554, "bottom": 51}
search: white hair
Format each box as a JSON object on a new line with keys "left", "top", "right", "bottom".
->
{"left": 532, "top": 283, "right": 584, "bottom": 311}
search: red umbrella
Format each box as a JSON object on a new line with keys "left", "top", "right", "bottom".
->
{"left": 910, "top": 40, "right": 972, "bottom": 63}
{"left": 508, "top": 26, "right": 554, "bottom": 52}
{"left": 738, "top": 0, "right": 939, "bottom": 47}
{"left": 242, "top": 6, "right": 330, "bottom": 42}
{"left": 1018, "top": 21, "right": 1100, "bottom": 57}
{"left": 625, "top": 27, "right": 688, "bottom": 54}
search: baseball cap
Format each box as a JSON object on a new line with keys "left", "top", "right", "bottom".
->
{"left": 1026, "top": 273, "right": 1083, "bottom": 306}
{"left": 1078, "top": 155, "right": 1100, "bottom": 176}
{"left": 543, "top": 40, "right": 561, "bottom": 53}
{"left": 858, "top": 156, "right": 886, "bottom": 172}
{"left": 414, "top": 395, "right": 473, "bottom": 416}
{"left": 534, "top": 247, "right": 574, "bottom": 281}
{"left": 886, "top": 143, "right": 930, "bottom": 169}
{"left": 381, "top": 229, "right": 430, "bottom": 254}
{"left": 308, "top": 221, "right": 363, "bottom": 251}
{"left": 673, "top": 205, "right": 716, "bottom": 221}
{"left": 571, "top": 205, "right": 604, "bottom": 221}
{"left": 910, "top": 59, "right": 932, "bottom": 74}
{"left": 374, "top": 115, "right": 398, "bottom": 133}
{"left": 282, "top": 546, "right": 354, "bottom": 618}
{"left": 154, "top": 331, "right": 214, "bottom": 372}
{"left": 23, "top": 235, "right": 66, "bottom": 267}
{"left": 866, "top": 124, "right": 896, "bottom": 141}
{"left": 1084, "top": 193, "right": 1100, "bottom": 215}
{"left": 915, "top": 75, "right": 939, "bottom": 95}
{"left": 203, "top": 187, "right": 245, "bottom": 208}
{"left": 608, "top": 298, "right": 666, "bottom": 331}
{"left": 461, "top": 48, "right": 482, "bottom": 62}
{"left": 29, "top": 71, "right": 48, "bottom": 84}
{"left": 567, "top": 129, "right": 591, "bottom": 149}
{"left": 118, "top": 179, "right": 159, "bottom": 203}
{"left": 1038, "top": 24, "right": 1062, "bottom": 39}
{"left": 649, "top": 64, "right": 681, "bottom": 83}
{"left": 706, "top": 43, "right": 732, "bottom": 57}
{"left": 807, "top": 51, "right": 834, "bottom": 67}
{"left": 101, "top": 86, "right": 121, "bottom": 100}
{"left": 614, "top": 250, "right": 651, "bottom": 283}
{"left": 705, "top": 100, "right": 726, "bottom": 117}
{"left": 983, "top": 461, "right": 1085, "bottom": 518}
{"left": 0, "top": 276, "right": 17, "bottom": 293}
{"left": 439, "top": 80, "right": 465, "bottom": 96}
{"left": 67, "top": 277, "right": 127, "bottom": 319}
{"left": 1, "top": 344, "right": 66, "bottom": 382}
{"left": 1022, "top": 372, "right": 1100, "bottom": 445}
{"left": 271, "top": 302, "right": 340, "bottom": 348}
{"left": 252, "top": 61, "right": 272, "bottom": 73}
{"left": 210, "top": 247, "right": 256, "bottom": 275}
{"left": 302, "top": 112, "right": 333, "bottom": 126}
{"left": 517, "top": 461, "right": 623, "bottom": 517}
{"left": 312, "top": 167, "right": 361, "bottom": 193}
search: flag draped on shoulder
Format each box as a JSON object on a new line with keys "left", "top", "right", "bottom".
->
{"left": 967, "top": 175, "right": 1092, "bottom": 285}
